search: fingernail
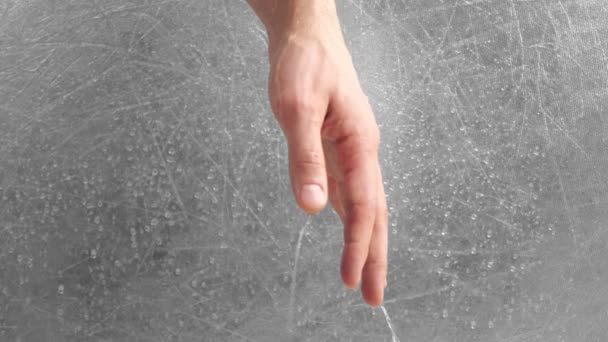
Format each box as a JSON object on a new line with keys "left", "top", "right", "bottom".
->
{"left": 300, "top": 184, "right": 324, "bottom": 212}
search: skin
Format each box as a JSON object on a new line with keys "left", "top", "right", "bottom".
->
{"left": 247, "top": 0, "right": 388, "bottom": 307}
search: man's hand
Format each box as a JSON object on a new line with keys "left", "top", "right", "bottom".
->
{"left": 248, "top": 0, "right": 387, "bottom": 307}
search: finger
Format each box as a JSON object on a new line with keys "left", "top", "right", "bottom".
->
{"left": 328, "top": 176, "right": 346, "bottom": 224}
{"left": 336, "top": 130, "right": 379, "bottom": 289}
{"left": 361, "top": 164, "right": 388, "bottom": 307}
{"left": 280, "top": 106, "right": 328, "bottom": 214}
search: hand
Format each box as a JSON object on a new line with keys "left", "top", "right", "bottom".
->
{"left": 266, "top": 22, "right": 388, "bottom": 306}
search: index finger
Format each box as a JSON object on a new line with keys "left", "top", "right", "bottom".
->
{"left": 327, "top": 96, "right": 381, "bottom": 289}
{"left": 337, "top": 133, "right": 379, "bottom": 289}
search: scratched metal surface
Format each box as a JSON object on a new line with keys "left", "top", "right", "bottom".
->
{"left": 1, "top": 1, "right": 607, "bottom": 341}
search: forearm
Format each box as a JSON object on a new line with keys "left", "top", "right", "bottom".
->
{"left": 246, "top": 0, "right": 343, "bottom": 46}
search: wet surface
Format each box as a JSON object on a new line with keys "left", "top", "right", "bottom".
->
{"left": 1, "top": 1, "right": 607, "bottom": 341}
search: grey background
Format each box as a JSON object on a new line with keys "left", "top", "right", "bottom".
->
{"left": 1, "top": 0, "right": 607, "bottom": 341}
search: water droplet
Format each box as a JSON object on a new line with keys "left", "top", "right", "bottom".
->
{"left": 151, "top": 218, "right": 159, "bottom": 226}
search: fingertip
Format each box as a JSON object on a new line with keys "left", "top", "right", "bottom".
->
{"left": 340, "top": 251, "right": 362, "bottom": 290}
{"left": 341, "top": 271, "right": 359, "bottom": 290}
{"left": 298, "top": 184, "right": 327, "bottom": 214}
{"left": 361, "top": 276, "right": 385, "bottom": 308}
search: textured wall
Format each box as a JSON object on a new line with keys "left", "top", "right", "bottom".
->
{"left": 1, "top": 1, "right": 607, "bottom": 341}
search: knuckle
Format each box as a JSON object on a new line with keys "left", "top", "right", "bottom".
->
{"left": 343, "top": 233, "right": 368, "bottom": 251}
{"left": 365, "top": 258, "right": 388, "bottom": 273}
{"left": 276, "top": 93, "right": 317, "bottom": 118}
{"left": 338, "top": 122, "right": 380, "bottom": 152}
{"left": 344, "top": 233, "right": 364, "bottom": 245}
{"left": 345, "top": 199, "right": 375, "bottom": 217}
{"left": 293, "top": 150, "right": 325, "bottom": 170}
{"left": 338, "top": 145, "right": 374, "bottom": 178}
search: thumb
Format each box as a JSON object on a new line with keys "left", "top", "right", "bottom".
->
{"left": 281, "top": 110, "right": 328, "bottom": 214}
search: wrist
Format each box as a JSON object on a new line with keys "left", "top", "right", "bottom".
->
{"left": 248, "top": 0, "right": 342, "bottom": 49}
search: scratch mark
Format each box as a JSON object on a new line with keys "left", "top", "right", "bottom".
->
{"left": 177, "top": 310, "right": 261, "bottom": 342}
{"left": 288, "top": 218, "right": 310, "bottom": 338}
{"left": 550, "top": 155, "right": 577, "bottom": 246}
{"left": 380, "top": 305, "right": 401, "bottom": 342}
{"left": 185, "top": 128, "right": 281, "bottom": 249}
